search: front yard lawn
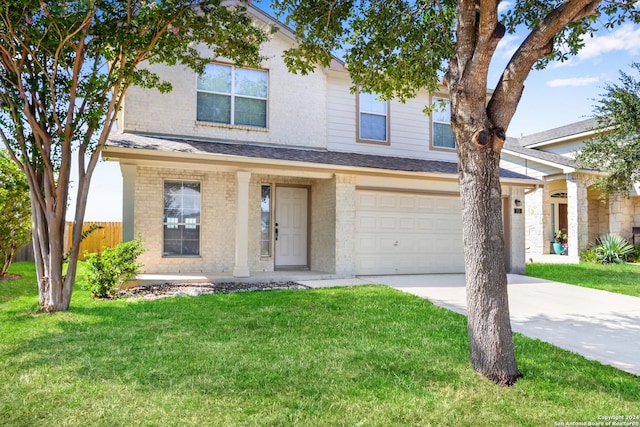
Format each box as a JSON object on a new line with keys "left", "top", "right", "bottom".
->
{"left": 526, "top": 262, "right": 640, "bottom": 297}
{"left": 2, "top": 262, "right": 639, "bottom": 426}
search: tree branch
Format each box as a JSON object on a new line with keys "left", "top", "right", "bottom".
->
{"left": 488, "top": 0, "right": 601, "bottom": 128}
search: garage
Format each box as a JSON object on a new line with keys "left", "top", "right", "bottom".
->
{"left": 355, "top": 190, "right": 465, "bottom": 275}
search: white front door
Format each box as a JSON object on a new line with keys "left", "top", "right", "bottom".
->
{"left": 275, "top": 186, "right": 308, "bottom": 268}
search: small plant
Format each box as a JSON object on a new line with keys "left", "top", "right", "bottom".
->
{"left": 590, "top": 234, "right": 635, "bottom": 264}
{"left": 85, "top": 238, "right": 145, "bottom": 298}
{"left": 554, "top": 230, "right": 567, "bottom": 243}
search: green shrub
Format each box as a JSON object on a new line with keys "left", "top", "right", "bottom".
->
{"left": 580, "top": 248, "right": 599, "bottom": 263}
{"left": 85, "top": 239, "right": 145, "bottom": 298}
{"left": 590, "top": 234, "right": 635, "bottom": 264}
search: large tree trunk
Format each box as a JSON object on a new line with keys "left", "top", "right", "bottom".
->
{"left": 31, "top": 197, "right": 73, "bottom": 312}
{"left": 452, "top": 116, "right": 522, "bottom": 386}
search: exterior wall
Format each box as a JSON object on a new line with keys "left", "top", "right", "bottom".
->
{"left": 121, "top": 32, "right": 328, "bottom": 149}
{"left": 608, "top": 194, "right": 635, "bottom": 240}
{"left": 535, "top": 140, "right": 584, "bottom": 158}
{"left": 135, "top": 166, "right": 237, "bottom": 274}
{"left": 587, "top": 191, "right": 609, "bottom": 243}
{"left": 500, "top": 153, "right": 560, "bottom": 180}
{"left": 504, "top": 186, "right": 526, "bottom": 274}
{"left": 326, "top": 71, "right": 457, "bottom": 163}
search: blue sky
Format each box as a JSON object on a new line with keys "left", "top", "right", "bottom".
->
{"left": 76, "top": 11, "right": 640, "bottom": 221}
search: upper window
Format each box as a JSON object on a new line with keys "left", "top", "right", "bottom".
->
{"left": 163, "top": 180, "right": 201, "bottom": 257}
{"left": 432, "top": 97, "right": 455, "bottom": 149}
{"left": 358, "top": 92, "right": 389, "bottom": 143}
{"left": 197, "top": 63, "right": 268, "bottom": 128}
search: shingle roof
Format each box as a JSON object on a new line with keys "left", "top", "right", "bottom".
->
{"left": 107, "top": 132, "right": 533, "bottom": 180}
{"left": 517, "top": 118, "right": 598, "bottom": 147}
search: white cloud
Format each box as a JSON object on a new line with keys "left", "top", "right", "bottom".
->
{"left": 497, "top": 1, "right": 513, "bottom": 14}
{"left": 547, "top": 76, "right": 599, "bottom": 87}
{"left": 495, "top": 33, "right": 522, "bottom": 60}
{"left": 578, "top": 24, "right": 640, "bottom": 60}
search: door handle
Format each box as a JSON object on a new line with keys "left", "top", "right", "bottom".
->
{"left": 275, "top": 223, "right": 278, "bottom": 240}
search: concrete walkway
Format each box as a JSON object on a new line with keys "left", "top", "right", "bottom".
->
{"left": 298, "top": 274, "right": 640, "bottom": 377}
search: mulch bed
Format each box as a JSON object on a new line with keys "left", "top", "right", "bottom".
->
{"left": 114, "top": 281, "right": 309, "bottom": 300}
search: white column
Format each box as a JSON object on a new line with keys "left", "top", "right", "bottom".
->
{"left": 233, "top": 171, "right": 251, "bottom": 277}
{"left": 567, "top": 173, "right": 589, "bottom": 255}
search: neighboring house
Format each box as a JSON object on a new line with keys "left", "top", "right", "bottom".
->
{"left": 501, "top": 118, "right": 640, "bottom": 262}
{"left": 105, "top": 7, "right": 535, "bottom": 278}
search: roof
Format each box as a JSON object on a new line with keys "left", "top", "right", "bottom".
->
{"left": 107, "top": 132, "right": 533, "bottom": 181}
{"left": 517, "top": 118, "right": 598, "bottom": 147}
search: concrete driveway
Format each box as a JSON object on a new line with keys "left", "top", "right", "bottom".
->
{"left": 300, "top": 274, "right": 640, "bottom": 376}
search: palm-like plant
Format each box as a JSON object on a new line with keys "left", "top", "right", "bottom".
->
{"left": 592, "top": 234, "right": 636, "bottom": 264}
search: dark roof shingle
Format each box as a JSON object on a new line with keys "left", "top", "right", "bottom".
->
{"left": 107, "top": 132, "right": 534, "bottom": 180}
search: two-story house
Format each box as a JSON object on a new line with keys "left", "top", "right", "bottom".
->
{"left": 501, "top": 118, "right": 640, "bottom": 262}
{"left": 105, "top": 7, "right": 535, "bottom": 279}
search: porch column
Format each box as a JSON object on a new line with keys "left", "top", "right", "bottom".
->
{"left": 567, "top": 173, "right": 589, "bottom": 255}
{"left": 233, "top": 171, "right": 251, "bottom": 277}
{"left": 334, "top": 174, "right": 356, "bottom": 276}
{"left": 524, "top": 185, "right": 548, "bottom": 255}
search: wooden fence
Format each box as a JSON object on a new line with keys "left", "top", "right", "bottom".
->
{"left": 14, "top": 222, "right": 122, "bottom": 262}
{"left": 66, "top": 222, "right": 122, "bottom": 260}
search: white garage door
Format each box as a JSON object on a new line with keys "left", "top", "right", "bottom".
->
{"left": 355, "top": 190, "right": 465, "bottom": 275}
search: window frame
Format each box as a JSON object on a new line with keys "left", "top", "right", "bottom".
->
{"left": 196, "top": 62, "right": 269, "bottom": 128}
{"left": 162, "top": 180, "right": 201, "bottom": 257}
{"left": 431, "top": 96, "right": 456, "bottom": 151}
{"left": 356, "top": 90, "right": 390, "bottom": 145}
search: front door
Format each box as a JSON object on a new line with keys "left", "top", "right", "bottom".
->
{"left": 275, "top": 186, "right": 308, "bottom": 268}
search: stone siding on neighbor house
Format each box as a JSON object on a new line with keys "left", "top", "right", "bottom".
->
{"left": 524, "top": 186, "right": 548, "bottom": 257}
{"left": 588, "top": 196, "right": 609, "bottom": 244}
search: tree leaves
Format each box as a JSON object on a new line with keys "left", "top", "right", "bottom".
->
{"left": 577, "top": 62, "right": 640, "bottom": 195}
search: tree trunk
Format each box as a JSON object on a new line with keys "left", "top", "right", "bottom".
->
{"left": 454, "top": 121, "right": 522, "bottom": 386}
{"left": 32, "top": 207, "right": 73, "bottom": 312}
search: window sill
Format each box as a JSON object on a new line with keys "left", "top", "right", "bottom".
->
{"left": 356, "top": 138, "right": 390, "bottom": 146}
{"left": 162, "top": 255, "right": 202, "bottom": 258}
{"left": 195, "top": 121, "right": 269, "bottom": 133}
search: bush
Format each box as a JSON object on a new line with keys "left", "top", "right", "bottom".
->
{"left": 85, "top": 239, "right": 145, "bottom": 298}
{"left": 580, "top": 248, "right": 599, "bottom": 263}
{"left": 0, "top": 150, "right": 31, "bottom": 277}
{"left": 589, "top": 234, "right": 636, "bottom": 264}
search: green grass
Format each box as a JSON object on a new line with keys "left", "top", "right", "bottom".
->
{"left": 527, "top": 262, "right": 640, "bottom": 297}
{"left": 2, "top": 262, "right": 639, "bottom": 426}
